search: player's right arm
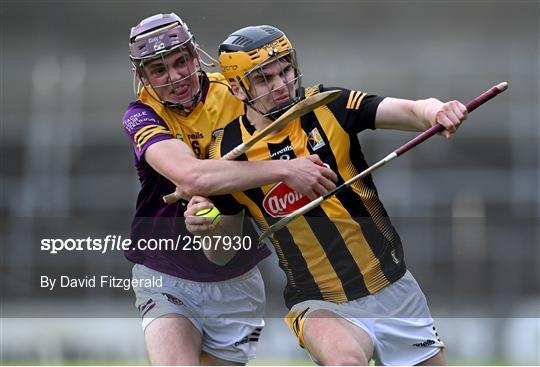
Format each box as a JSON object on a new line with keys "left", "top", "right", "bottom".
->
{"left": 321, "top": 86, "right": 465, "bottom": 139}
{"left": 123, "top": 103, "right": 336, "bottom": 200}
{"left": 375, "top": 97, "right": 467, "bottom": 139}
{"left": 146, "top": 138, "right": 336, "bottom": 200}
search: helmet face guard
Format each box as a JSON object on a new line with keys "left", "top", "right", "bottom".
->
{"left": 219, "top": 26, "right": 303, "bottom": 120}
{"left": 129, "top": 14, "right": 202, "bottom": 112}
{"left": 238, "top": 50, "right": 302, "bottom": 120}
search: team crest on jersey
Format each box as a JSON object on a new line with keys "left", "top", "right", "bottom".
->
{"left": 308, "top": 128, "right": 325, "bottom": 151}
{"left": 263, "top": 182, "right": 311, "bottom": 217}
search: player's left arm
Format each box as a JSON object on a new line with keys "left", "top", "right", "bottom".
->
{"left": 375, "top": 97, "right": 468, "bottom": 139}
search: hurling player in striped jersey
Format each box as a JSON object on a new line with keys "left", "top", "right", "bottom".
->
{"left": 186, "top": 25, "right": 468, "bottom": 365}
{"left": 122, "top": 14, "right": 337, "bottom": 366}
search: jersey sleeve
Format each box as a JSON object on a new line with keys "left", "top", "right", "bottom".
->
{"left": 210, "top": 194, "right": 244, "bottom": 216}
{"left": 122, "top": 102, "right": 174, "bottom": 161}
{"left": 318, "top": 85, "right": 385, "bottom": 135}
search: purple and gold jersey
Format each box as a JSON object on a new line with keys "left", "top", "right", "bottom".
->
{"left": 211, "top": 85, "right": 406, "bottom": 308}
{"left": 122, "top": 72, "right": 271, "bottom": 281}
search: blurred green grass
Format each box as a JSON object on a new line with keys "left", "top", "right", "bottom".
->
{"left": 1, "top": 359, "right": 520, "bottom": 366}
{"left": 0, "top": 361, "right": 147, "bottom": 366}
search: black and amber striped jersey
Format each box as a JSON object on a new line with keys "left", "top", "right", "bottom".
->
{"left": 211, "top": 85, "right": 407, "bottom": 308}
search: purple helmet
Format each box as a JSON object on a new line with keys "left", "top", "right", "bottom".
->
{"left": 129, "top": 13, "right": 202, "bottom": 112}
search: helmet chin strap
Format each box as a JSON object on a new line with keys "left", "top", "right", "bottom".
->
{"left": 265, "top": 97, "right": 303, "bottom": 120}
{"left": 159, "top": 72, "right": 205, "bottom": 115}
{"left": 163, "top": 88, "right": 201, "bottom": 115}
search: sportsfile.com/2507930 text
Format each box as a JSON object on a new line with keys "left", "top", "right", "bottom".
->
{"left": 40, "top": 235, "right": 252, "bottom": 254}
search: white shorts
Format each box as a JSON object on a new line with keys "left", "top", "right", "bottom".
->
{"left": 285, "top": 270, "right": 443, "bottom": 366}
{"left": 132, "top": 264, "right": 265, "bottom": 363}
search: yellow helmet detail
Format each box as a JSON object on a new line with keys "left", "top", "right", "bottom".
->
{"left": 218, "top": 25, "right": 303, "bottom": 120}
{"left": 219, "top": 31, "right": 293, "bottom": 91}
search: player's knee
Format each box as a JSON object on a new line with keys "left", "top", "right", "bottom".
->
{"left": 417, "top": 349, "right": 447, "bottom": 366}
{"left": 150, "top": 354, "right": 199, "bottom": 366}
{"left": 322, "top": 350, "right": 370, "bottom": 366}
{"left": 144, "top": 316, "right": 201, "bottom": 365}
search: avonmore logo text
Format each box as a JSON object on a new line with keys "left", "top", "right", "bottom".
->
{"left": 262, "top": 182, "right": 311, "bottom": 217}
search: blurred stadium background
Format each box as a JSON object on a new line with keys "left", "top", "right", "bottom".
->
{"left": 1, "top": 0, "right": 539, "bottom": 365}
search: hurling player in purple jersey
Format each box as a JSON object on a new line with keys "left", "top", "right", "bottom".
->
{"left": 122, "top": 13, "right": 337, "bottom": 366}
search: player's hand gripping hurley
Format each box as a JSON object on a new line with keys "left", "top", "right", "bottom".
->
{"left": 163, "top": 90, "right": 342, "bottom": 204}
{"left": 259, "top": 82, "right": 509, "bottom": 242}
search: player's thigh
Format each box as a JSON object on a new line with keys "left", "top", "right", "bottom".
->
{"left": 417, "top": 349, "right": 447, "bottom": 366}
{"left": 302, "top": 309, "right": 374, "bottom": 366}
{"left": 202, "top": 267, "right": 266, "bottom": 364}
{"left": 368, "top": 271, "right": 444, "bottom": 365}
{"left": 200, "top": 351, "right": 244, "bottom": 366}
{"left": 133, "top": 264, "right": 204, "bottom": 364}
{"left": 145, "top": 314, "right": 202, "bottom": 365}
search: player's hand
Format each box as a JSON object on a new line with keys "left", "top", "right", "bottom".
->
{"left": 426, "top": 99, "right": 468, "bottom": 139}
{"left": 185, "top": 196, "right": 216, "bottom": 234}
{"left": 283, "top": 155, "right": 338, "bottom": 200}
